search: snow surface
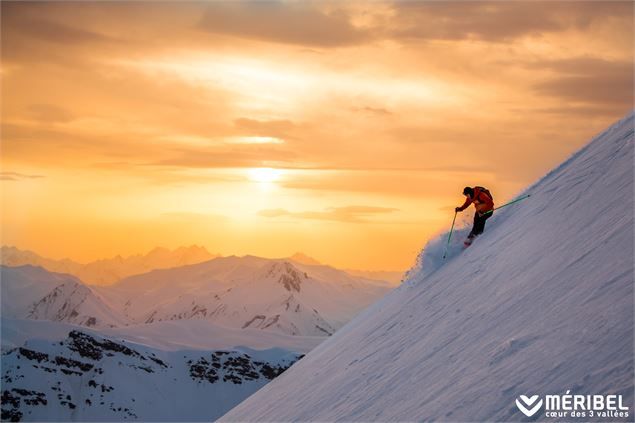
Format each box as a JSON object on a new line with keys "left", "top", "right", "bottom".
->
{"left": 1, "top": 319, "right": 303, "bottom": 421}
{"left": 1, "top": 318, "right": 322, "bottom": 354}
{"left": 221, "top": 112, "right": 634, "bottom": 421}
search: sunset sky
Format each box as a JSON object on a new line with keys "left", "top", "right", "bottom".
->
{"left": 1, "top": 1, "right": 633, "bottom": 271}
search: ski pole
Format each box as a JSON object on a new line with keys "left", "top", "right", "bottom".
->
{"left": 482, "top": 194, "right": 531, "bottom": 216}
{"left": 442, "top": 211, "right": 458, "bottom": 260}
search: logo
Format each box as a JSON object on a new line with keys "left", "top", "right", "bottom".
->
{"left": 516, "top": 395, "right": 543, "bottom": 417}
{"left": 514, "top": 391, "right": 630, "bottom": 419}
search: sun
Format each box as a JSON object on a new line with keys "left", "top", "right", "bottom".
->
{"left": 248, "top": 167, "right": 282, "bottom": 183}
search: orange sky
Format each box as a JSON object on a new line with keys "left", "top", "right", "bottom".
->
{"left": 1, "top": 1, "right": 633, "bottom": 271}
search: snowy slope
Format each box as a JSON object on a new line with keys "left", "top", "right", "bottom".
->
{"left": 1, "top": 266, "right": 126, "bottom": 328}
{"left": 97, "top": 256, "right": 390, "bottom": 336}
{"left": 1, "top": 319, "right": 302, "bottom": 421}
{"left": 1, "top": 318, "right": 323, "bottom": 354}
{"left": 1, "top": 245, "right": 218, "bottom": 285}
{"left": 221, "top": 113, "right": 634, "bottom": 421}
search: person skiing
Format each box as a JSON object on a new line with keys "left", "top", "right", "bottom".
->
{"left": 455, "top": 186, "right": 494, "bottom": 245}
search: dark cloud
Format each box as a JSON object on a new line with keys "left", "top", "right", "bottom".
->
{"left": 532, "top": 58, "right": 633, "bottom": 106}
{"left": 1, "top": 2, "right": 113, "bottom": 43}
{"left": 258, "top": 205, "right": 399, "bottom": 223}
{"left": 527, "top": 105, "right": 630, "bottom": 118}
{"left": 389, "top": 1, "right": 633, "bottom": 42}
{"left": 13, "top": 18, "right": 115, "bottom": 45}
{"left": 1, "top": 3, "right": 119, "bottom": 64}
{"left": 198, "top": 1, "right": 371, "bottom": 47}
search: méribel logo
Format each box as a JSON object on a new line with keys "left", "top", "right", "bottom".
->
{"left": 516, "top": 394, "right": 543, "bottom": 417}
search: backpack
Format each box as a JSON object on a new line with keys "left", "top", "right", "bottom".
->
{"left": 475, "top": 186, "right": 493, "bottom": 201}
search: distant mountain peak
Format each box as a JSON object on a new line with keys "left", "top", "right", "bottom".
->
{"left": 148, "top": 246, "right": 170, "bottom": 255}
{"left": 1, "top": 245, "right": 219, "bottom": 285}
{"left": 288, "top": 253, "right": 321, "bottom": 266}
{"left": 264, "top": 261, "right": 308, "bottom": 292}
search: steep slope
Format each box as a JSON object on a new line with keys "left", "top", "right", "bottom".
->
{"left": 221, "top": 113, "right": 634, "bottom": 421}
{"left": 1, "top": 320, "right": 302, "bottom": 421}
{"left": 98, "top": 256, "right": 391, "bottom": 336}
{"left": 1, "top": 245, "right": 218, "bottom": 285}
{"left": 1, "top": 266, "right": 126, "bottom": 328}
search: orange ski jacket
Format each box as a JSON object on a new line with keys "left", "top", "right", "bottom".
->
{"left": 457, "top": 186, "right": 494, "bottom": 214}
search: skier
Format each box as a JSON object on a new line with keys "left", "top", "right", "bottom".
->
{"left": 455, "top": 186, "right": 494, "bottom": 246}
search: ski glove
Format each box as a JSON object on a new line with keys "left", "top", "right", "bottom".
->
{"left": 455, "top": 207, "right": 461, "bottom": 212}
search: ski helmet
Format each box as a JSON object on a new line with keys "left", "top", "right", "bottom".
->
{"left": 463, "top": 186, "right": 474, "bottom": 196}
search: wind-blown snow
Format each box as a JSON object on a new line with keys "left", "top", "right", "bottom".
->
{"left": 221, "top": 112, "right": 634, "bottom": 421}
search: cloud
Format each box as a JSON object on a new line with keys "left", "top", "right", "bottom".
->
{"left": 154, "top": 145, "right": 298, "bottom": 169}
{"left": 161, "top": 212, "right": 229, "bottom": 222}
{"left": 234, "top": 117, "right": 300, "bottom": 140}
{"left": 27, "top": 104, "right": 76, "bottom": 123}
{"left": 387, "top": 1, "right": 633, "bottom": 42}
{"left": 351, "top": 106, "right": 392, "bottom": 116}
{"left": 13, "top": 18, "right": 115, "bottom": 45}
{"left": 0, "top": 172, "right": 45, "bottom": 181}
{"left": 279, "top": 168, "right": 494, "bottom": 197}
{"left": 198, "top": 2, "right": 371, "bottom": 47}
{"left": 517, "top": 105, "right": 630, "bottom": 118}
{"left": 258, "top": 205, "right": 399, "bottom": 223}
{"left": 530, "top": 58, "right": 634, "bottom": 107}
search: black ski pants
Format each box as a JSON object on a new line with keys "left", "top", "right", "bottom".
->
{"left": 469, "top": 211, "right": 492, "bottom": 238}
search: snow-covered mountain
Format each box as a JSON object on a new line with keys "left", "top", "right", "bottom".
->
{"left": 1, "top": 254, "right": 392, "bottom": 338}
{"left": 221, "top": 113, "right": 634, "bottom": 421}
{"left": 97, "top": 256, "right": 392, "bottom": 337}
{"left": 1, "top": 266, "right": 125, "bottom": 328}
{"left": 0, "top": 256, "right": 390, "bottom": 420}
{"left": 1, "top": 245, "right": 218, "bottom": 285}
{"left": 1, "top": 319, "right": 303, "bottom": 421}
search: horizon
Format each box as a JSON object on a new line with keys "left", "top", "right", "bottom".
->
{"left": 1, "top": 243, "right": 407, "bottom": 273}
{"left": 1, "top": 1, "right": 633, "bottom": 271}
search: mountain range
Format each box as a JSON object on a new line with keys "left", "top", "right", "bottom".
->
{"left": 1, "top": 252, "right": 392, "bottom": 420}
{"left": 1, "top": 245, "right": 218, "bottom": 285}
{"left": 96, "top": 256, "right": 391, "bottom": 336}
{"left": 2, "top": 253, "right": 392, "bottom": 336}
